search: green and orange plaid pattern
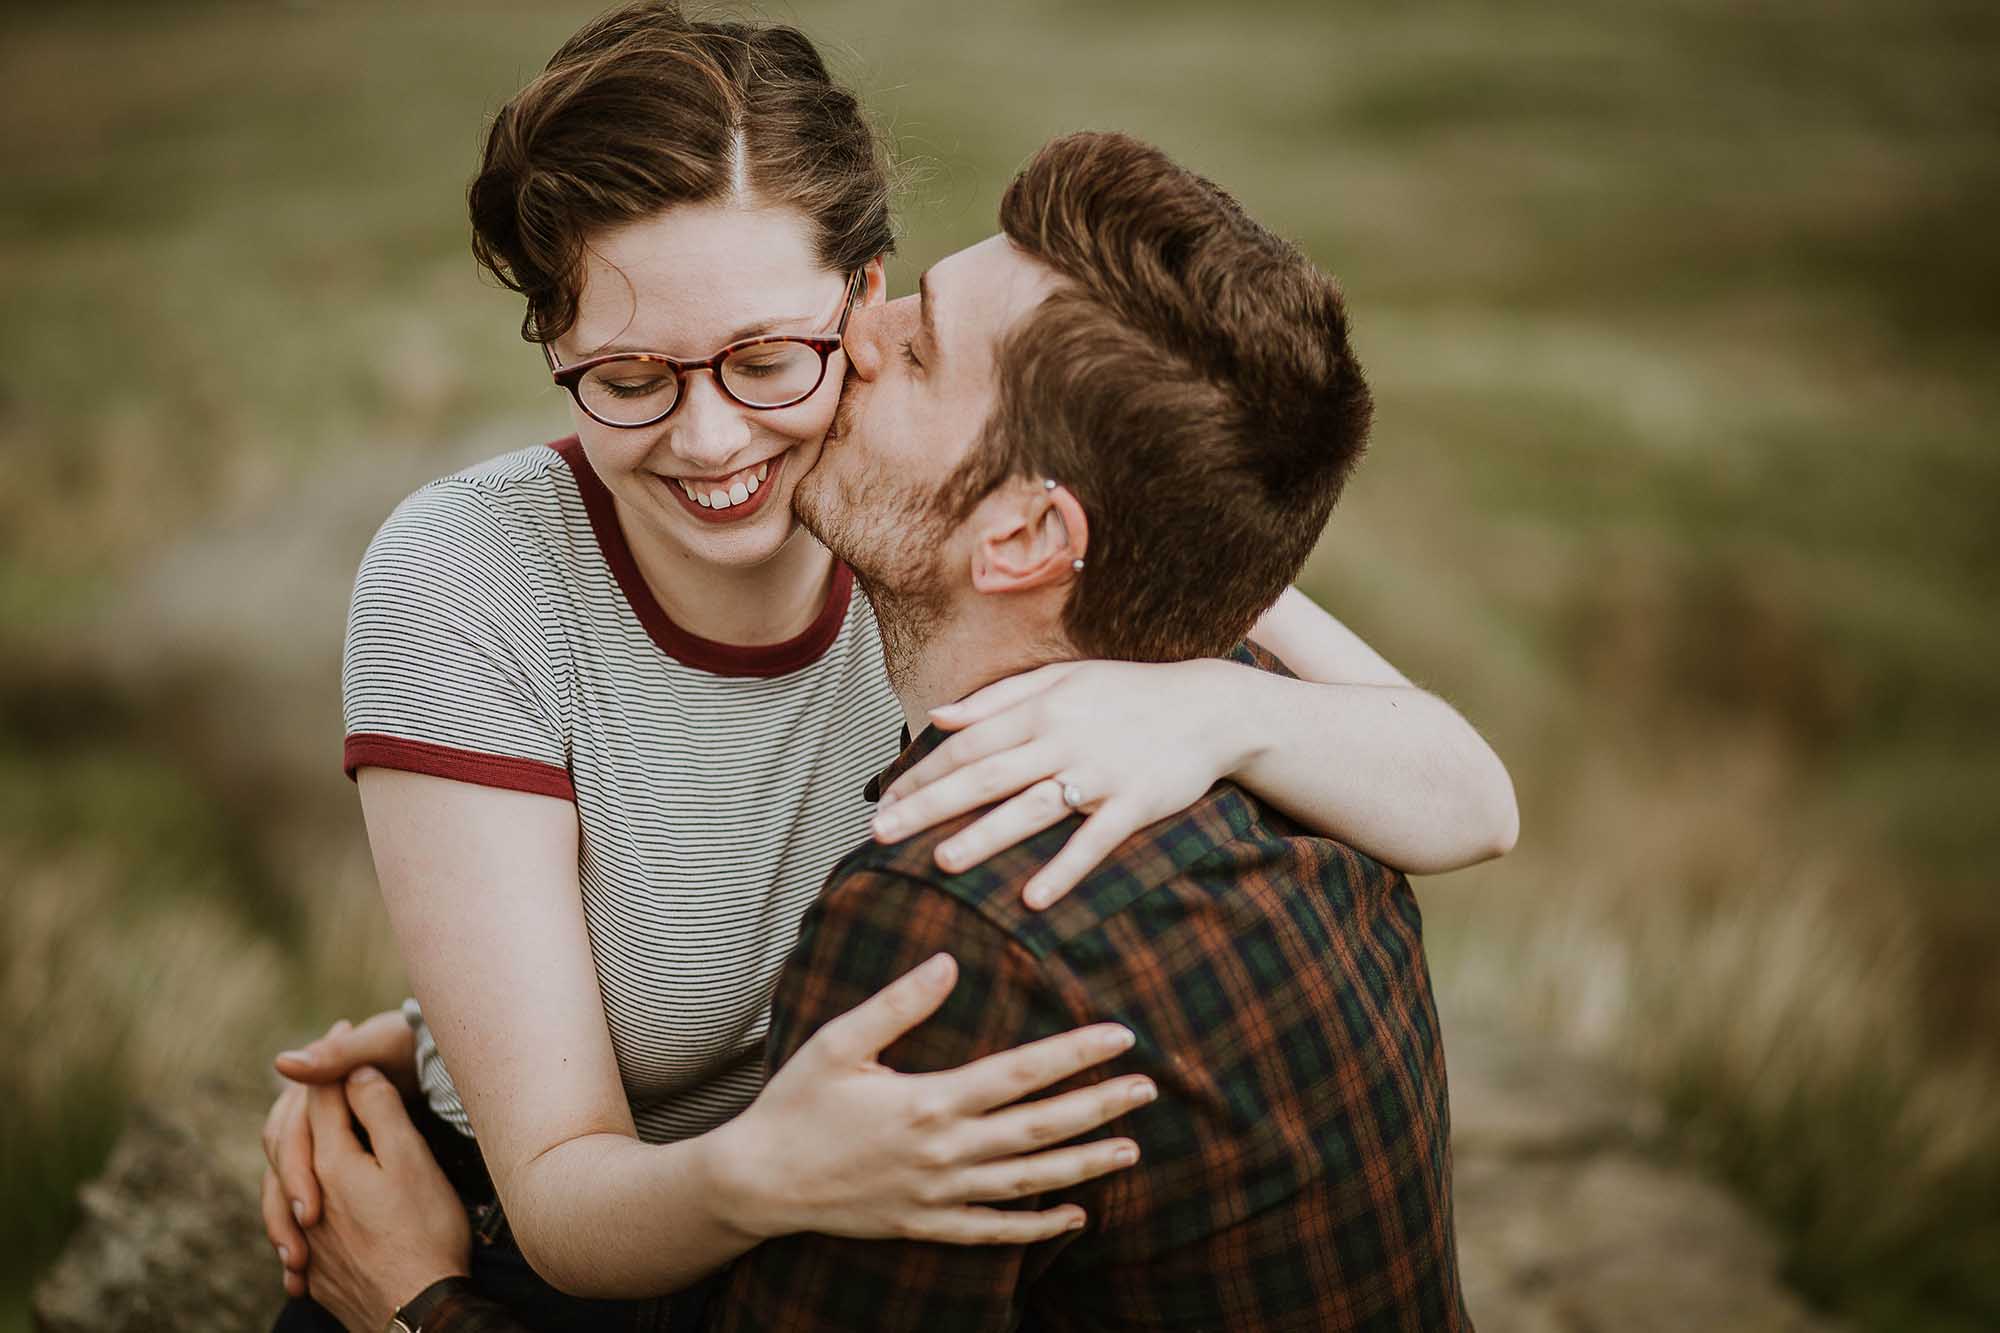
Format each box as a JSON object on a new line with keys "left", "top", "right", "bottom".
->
{"left": 709, "top": 671, "right": 1469, "bottom": 1330}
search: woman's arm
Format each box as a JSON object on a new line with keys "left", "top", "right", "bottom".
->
{"left": 348, "top": 768, "right": 1144, "bottom": 1299}
{"left": 1226, "top": 586, "right": 1519, "bottom": 872}
{"left": 874, "top": 587, "right": 1517, "bottom": 904}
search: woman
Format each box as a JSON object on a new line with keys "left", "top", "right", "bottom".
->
{"left": 263, "top": 4, "right": 1517, "bottom": 1328}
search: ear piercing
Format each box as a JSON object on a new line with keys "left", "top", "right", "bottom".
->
{"left": 1044, "top": 482, "right": 1083, "bottom": 571}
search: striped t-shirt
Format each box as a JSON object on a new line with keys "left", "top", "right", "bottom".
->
{"left": 342, "top": 436, "right": 904, "bottom": 1144}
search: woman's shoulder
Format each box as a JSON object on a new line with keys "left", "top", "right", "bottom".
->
{"left": 383, "top": 441, "right": 578, "bottom": 535}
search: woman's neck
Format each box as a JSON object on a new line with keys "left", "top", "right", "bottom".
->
{"left": 615, "top": 498, "right": 836, "bottom": 646}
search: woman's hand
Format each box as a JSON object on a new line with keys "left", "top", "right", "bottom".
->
{"left": 714, "top": 952, "right": 1152, "bottom": 1244}
{"left": 260, "top": 1011, "right": 420, "bottom": 1296}
{"left": 302, "top": 1068, "right": 471, "bottom": 1330}
{"left": 871, "top": 660, "right": 1244, "bottom": 908}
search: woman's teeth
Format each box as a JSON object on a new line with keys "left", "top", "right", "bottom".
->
{"left": 678, "top": 460, "right": 771, "bottom": 509}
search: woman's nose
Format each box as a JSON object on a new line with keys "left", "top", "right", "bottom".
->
{"left": 669, "top": 372, "right": 753, "bottom": 472}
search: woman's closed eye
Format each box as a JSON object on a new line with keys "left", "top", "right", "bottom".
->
{"left": 898, "top": 337, "right": 923, "bottom": 369}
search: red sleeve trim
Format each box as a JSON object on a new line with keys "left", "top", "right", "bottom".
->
{"left": 343, "top": 733, "right": 576, "bottom": 802}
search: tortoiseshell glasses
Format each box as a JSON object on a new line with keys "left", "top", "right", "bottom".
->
{"left": 545, "top": 269, "right": 864, "bottom": 428}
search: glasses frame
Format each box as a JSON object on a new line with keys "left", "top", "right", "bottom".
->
{"left": 544, "top": 269, "right": 865, "bottom": 429}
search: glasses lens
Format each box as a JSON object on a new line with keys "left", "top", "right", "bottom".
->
{"left": 578, "top": 359, "right": 680, "bottom": 426}
{"left": 720, "top": 341, "right": 825, "bottom": 408}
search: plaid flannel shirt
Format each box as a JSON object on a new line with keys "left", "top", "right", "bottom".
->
{"left": 420, "top": 647, "right": 1467, "bottom": 1333}
{"left": 706, "top": 650, "right": 1469, "bottom": 1332}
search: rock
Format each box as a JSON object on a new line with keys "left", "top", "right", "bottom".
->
{"left": 1447, "top": 1026, "right": 1841, "bottom": 1333}
{"left": 32, "top": 1078, "right": 284, "bottom": 1333}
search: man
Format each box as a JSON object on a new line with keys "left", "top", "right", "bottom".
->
{"left": 303, "top": 130, "right": 1467, "bottom": 1332}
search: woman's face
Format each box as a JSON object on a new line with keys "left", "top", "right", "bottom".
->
{"left": 550, "top": 200, "right": 879, "bottom": 571}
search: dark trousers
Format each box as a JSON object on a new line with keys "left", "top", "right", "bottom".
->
{"left": 271, "top": 1098, "right": 712, "bottom": 1333}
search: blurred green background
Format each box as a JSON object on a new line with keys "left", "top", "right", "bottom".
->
{"left": 4, "top": 1, "right": 1996, "bottom": 1329}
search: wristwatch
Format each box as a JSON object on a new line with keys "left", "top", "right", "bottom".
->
{"left": 385, "top": 1275, "right": 476, "bottom": 1333}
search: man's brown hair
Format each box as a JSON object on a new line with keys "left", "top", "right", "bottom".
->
{"left": 946, "top": 131, "right": 1372, "bottom": 662}
{"left": 468, "top": 1, "right": 895, "bottom": 344}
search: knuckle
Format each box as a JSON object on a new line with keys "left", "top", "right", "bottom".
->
{"left": 906, "top": 1093, "right": 951, "bottom": 1130}
{"left": 913, "top": 1138, "right": 957, "bottom": 1171}
{"left": 1025, "top": 1116, "right": 1062, "bottom": 1145}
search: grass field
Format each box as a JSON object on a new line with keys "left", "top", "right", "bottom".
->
{"left": 4, "top": 2, "right": 1997, "bottom": 1330}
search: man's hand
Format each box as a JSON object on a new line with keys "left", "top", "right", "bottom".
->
{"left": 262, "top": 1011, "right": 420, "bottom": 1293}
{"left": 302, "top": 1066, "right": 471, "bottom": 1331}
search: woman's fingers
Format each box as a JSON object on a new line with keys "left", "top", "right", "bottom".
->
{"left": 933, "top": 1022, "right": 1134, "bottom": 1116}
{"left": 955, "top": 1074, "right": 1156, "bottom": 1162}
{"left": 260, "top": 1165, "right": 308, "bottom": 1273}
{"left": 907, "top": 1203, "right": 1089, "bottom": 1246}
{"left": 1020, "top": 805, "right": 1146, "bottom": 910}
{"left": 879, "top": 711, "right": 1038, "bottom": 812}
{"left": 931, "top": 778, "right": 1074, "bottom": 875}
{"left": 953, "top": 1135, "right": 1141, "bottom": 1203}
{"left": 877, "top": 746, "right": 1061, "bottom": 848}
{"left": 926, "top": 662, "right": 1080, "bottom": 731}
{"left": 808, "top": 953, "right": 959, "bottom": 1065}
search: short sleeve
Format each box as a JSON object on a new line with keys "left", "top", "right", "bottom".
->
{"left": 341, "top": 481, "right": 574, "bottom": 800}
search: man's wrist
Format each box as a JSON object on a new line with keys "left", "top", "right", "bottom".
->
{"left": 385, "top": 1273, "right": 475, "bottom": 1332}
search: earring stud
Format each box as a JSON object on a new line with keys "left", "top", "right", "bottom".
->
{"left": 1071, "top": 558, "right": 1085, "bottom": 572}
{"left": 1044, "top": 479, "right": 1058, "bottom": 490}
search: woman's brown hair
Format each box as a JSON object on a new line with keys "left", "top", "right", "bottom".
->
{"left": 468, "top": 1, "right": 896, "bottom": 344}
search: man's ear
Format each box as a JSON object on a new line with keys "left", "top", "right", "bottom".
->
{"left": 970, "top": 482, "right": 1089, "bottom": 595}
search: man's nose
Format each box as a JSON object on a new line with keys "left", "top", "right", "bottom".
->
{"left": 843, "top": 303, "right": 887, "bottom": 381}
{"left": 669, "top": 372, "right": 753, "bottom": 473}
{"left": 843, "top": 295, "right": 918, "bottom": 382}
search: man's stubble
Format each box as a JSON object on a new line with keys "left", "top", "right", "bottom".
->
{"left": 794, "top": 385, "right": 956, "bottom": 691}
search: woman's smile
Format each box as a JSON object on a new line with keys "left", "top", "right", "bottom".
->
{"left": 659, "top": 449, "right": 787, "bottom": 524}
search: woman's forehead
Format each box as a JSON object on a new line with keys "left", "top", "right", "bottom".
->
{"left": 571, "top": 200, "right": 838, "bottom": 353}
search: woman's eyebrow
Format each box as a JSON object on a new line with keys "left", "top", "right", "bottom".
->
{"left": 581, "top": 310, "right": 821, "bottom": 358}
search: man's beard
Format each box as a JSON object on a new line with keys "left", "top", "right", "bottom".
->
{"left": 796, "top": 400, "right": 956, "bottom": 691}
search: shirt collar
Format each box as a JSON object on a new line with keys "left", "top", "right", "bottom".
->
{"left": 863, "top": 722, "right": 949, "bottom": 803}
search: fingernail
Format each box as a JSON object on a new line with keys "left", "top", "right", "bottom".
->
{"left": 878, "top": 790, "right": 898, "bottom": 808}
{"left": 937, "top": 842, "right": 962, "bottom": 869}
{"left": 1113, "top": 1143, "right": 1139, "bottom": 1166}
{"left": 874, "top": 816, "right": 906, "bottom": 840}
{"left": 1101, "top": 1026, "right": 1135, "bottom": 1054}
{"left": 931, "top": 702, "right": 963, "bottom": 718}
{"left": 291, "top": 1200, "right": 304, "bottom": 1224}
{"left": 1129, "top": 1080, "right": 1157, "bottom": 1106}
{"left": 1065, "top": 1212, "right": 1087, "bottom": 1232}
{"left": 350, "top": 1066, "right": 382, "bottom": 1085}
{"left": 1024, "top": 885, "right": 1051, "bottom": 911}
{"left": 277, "top": 1245, "right": 289, "bottom": 1264}
{"left": 276, "top": 1049, "right": 309, "bottom": 1065}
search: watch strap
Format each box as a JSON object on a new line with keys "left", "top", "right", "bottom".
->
{"left": 387, "top": 1275, "right": 477, "bottom": 1332}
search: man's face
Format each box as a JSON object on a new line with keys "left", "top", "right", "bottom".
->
{"left": 794, "top": 235, "right": 1062, "bottom": 608}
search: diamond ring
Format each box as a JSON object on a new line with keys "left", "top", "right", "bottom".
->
{"left": 1060, "top": 781, "right": 1087, "bottom": 811}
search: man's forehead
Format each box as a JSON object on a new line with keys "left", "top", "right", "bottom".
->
{"left": 927, "top": 234, "right": 1063, "bottom": 340}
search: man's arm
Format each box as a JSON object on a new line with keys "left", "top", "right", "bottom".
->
{"left": 705, "top": 868, "right": 1119, "bottom": 1333}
